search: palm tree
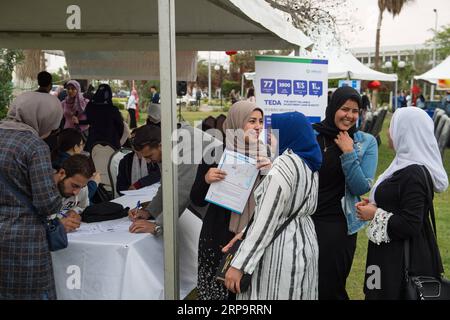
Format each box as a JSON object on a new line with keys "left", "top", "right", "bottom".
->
{"left": 373, "top": 0, "right": 413, "bottom": 109}
{"left": 375, "top": 0, "right": 414, "bottom": 70}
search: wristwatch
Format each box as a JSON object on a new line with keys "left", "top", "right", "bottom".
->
{"left": 154, "top": 224, "right": 162, "bottom": 236}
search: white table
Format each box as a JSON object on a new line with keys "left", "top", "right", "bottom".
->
{"left": 51, "top": 188, "right": 201, "bottom": 300}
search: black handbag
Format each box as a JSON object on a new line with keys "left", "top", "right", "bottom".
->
{"left": 82, "top": 201, "right": 129, "bottom": 223}
{"left": 216, "top": 172, "right": 314, "bottom": 293}
{"left": 0, "top": 172, "right": 68, "bottom": 252}
{"left": 403, "top": 167, "right": 450, "bottom": 300}
{"left": 91, "top": 183, "right": 114, "bottom": 204}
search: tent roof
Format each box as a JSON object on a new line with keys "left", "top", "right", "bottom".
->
{"left": 327, "top": 52, "right": 398, "bottom": 82}
{"left": 0, "top": 0, "right": 313, "bottom": 51}
{"left": 414, "top": 55, "right": 450, "bottom": 82}
{"left": 243, "top": 51, "right": 398, "bottom": 82}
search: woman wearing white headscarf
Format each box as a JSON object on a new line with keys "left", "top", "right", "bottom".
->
{"left": 356, "top": 107, "right": 448, "bottom": 299}
{"left": 0, "top": 92, "right": 63, "bottom": 299}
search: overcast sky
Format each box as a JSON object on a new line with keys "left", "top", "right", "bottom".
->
{"left": 200, "top": 0, "right": 450, "bottom": 62}
{"left": 344, "top": 0, "right": 450, "bottom": 48}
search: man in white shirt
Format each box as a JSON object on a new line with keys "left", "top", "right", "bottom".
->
{"left": 53, "top": 154, "right": 95, "bottom": 232}
{"left": 127, "top": 90, "right": 138, "bottom": 129}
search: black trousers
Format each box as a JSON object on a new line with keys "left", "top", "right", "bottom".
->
{"left": 314, "top": 218, "right": 357, "bottom": 300}
{"left": 128, "top": 108, "right": 137, "bottom": 129}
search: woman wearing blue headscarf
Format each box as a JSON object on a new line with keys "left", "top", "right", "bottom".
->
{"left": 224, "top": 111, "right": 322, "bottom": 300}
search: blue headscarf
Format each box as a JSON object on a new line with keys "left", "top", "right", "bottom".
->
{"left": 271, "top": 112, "right": 322, "bottom": 172}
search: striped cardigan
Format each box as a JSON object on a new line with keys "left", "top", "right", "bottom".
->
{"left": 231, "top": 149, "right": 319, "bottom": 300}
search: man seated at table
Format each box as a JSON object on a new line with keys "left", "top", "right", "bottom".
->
{"left": 116, "top": 125, "right": 161, "bottom": 196}
{"left": 53, "top": 154, "right": 96, "bottom": 232}
{"left": 128, "top": 123, "right": 216, "bottom": 235}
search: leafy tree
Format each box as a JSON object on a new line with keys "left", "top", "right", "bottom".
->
{"left": 196, "top": 59, "right": 209, "bottom": 90}
{"left": 427, "top": 24, "right": 450, "bottom": 61}
{"left": 221, "top": 80, "right": 241, "bottom": 98}
{"left": 0, "top": 49, "right": 24, "bottom": 119}
{"left": 264, "top": 0, "right": 352, "bottom": 46}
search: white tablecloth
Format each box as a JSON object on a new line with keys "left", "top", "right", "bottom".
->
{"left": 51, "top": 190, "right": 201, "bottom": 300}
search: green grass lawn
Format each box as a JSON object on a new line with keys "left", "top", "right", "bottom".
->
{"left": 125, "top": 109, "right": 450, "bottom": 300}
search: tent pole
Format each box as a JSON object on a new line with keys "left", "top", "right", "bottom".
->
{"left": 158, "top": 0, "right": 179, "bottom": 300}
{"left": 423, "top": 82, "right": 427, "bottom": 99}
{"left": 208, "top": 51, "right": 212, "bottom": 106}
{"left": 394, "top": 80, "right": 398, "bottom": 111}
{"left": 241, "top": 74, "right": 244, "bottom": 99}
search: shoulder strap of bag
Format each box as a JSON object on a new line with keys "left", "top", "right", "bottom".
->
{"left": 243, "top": 171, "right": 315, "bottom": 246}
{"left": 404, "top": 166, "right": 438, "bottom": 275}
{"left": 419, "top": 166, "right": 437, "bottom": 237}
{"left": 0, "top": 171, "right": 37, "bottom": 214}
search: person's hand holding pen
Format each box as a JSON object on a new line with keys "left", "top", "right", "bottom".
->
{"left": 128, "top": 201, "right": 151, "bottom": 222}
{"left": 60, "top": 210, "right": 81, "bottom": 233}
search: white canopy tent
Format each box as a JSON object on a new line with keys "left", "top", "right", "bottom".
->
{"left": 242, "top": 52, "right": 398, "bottom": 82}
{"left": 327, "top": 52, "right": 397, "bottom": 82}
{"left": 414, "top": 55, "right": 450, "bottom": 83}
{"left": 243, "top": 51, "right": 398, "bottom": 108}
{"left": 0, "top": 0, "right": 312, "bottom": 51}
{"left": 0, "top": 0, "right": 313, "bottom": 299}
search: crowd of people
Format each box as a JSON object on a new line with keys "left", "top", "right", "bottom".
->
{"left": 0, "top": 71, "right": 448, "bottom": 300}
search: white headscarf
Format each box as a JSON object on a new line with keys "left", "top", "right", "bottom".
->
{"left": 369, "top": 107, "right": 448, "bottom": 203}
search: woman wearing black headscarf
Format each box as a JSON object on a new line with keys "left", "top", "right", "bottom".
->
{"left": 312, "top": 86, "right": 378, "bottom": 300}
{"left": 76, "top": 84, "right": 125, "bottom": 152}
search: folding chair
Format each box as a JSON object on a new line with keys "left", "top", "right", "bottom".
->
{"left": 438, "top": 117, "right": 450, "bottom": 160}
{"left": 108, "top": 148, "right": 132, "bottom": 199}
{"left": 435, "top": 114, "right": 449, "bottom": 140}
{"left": 202, "top": 116, "right": 216, "bottom": 132}
{"left": 215, "top": 114, "right": 227, "bottom": 141}
{"left": 91, "top": 141, "right": 118, "bottom": 194}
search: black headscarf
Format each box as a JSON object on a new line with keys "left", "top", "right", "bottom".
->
{"left": 92, "top": 84, "right": 113, "bottom": 104}
{"left": 312, "top": 86, "right": 362, "bottom": 138}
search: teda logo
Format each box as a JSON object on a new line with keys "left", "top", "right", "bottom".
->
{"left": 66, "top": 265, "right": 81, "bottom": 290}
{"left": 66, "top": 5, "right": 81, "bottom": 30}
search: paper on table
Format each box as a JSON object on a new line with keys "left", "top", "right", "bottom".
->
{"left": 120, "top": 183, "right": 160, "bottom": 197}
{"left": 67, "top": 217, "right": 132, "bottom": 239}
{"left": 205, "top": 149, "right": 258, "bottom": 214}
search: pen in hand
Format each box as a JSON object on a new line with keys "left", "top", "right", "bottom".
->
{"left": 129, "top": 201, "right": 141, "bottom": 221}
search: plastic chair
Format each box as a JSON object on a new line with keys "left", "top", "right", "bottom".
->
{"left": 438, "top": 117, "right": 450, "bottom": 159}
{"left": 202, "top": 116, "right": 216, "bottom": 132}
{"left": 91, "top": 142, "right": 118, "bottom": 193}
{"left": 215, "top": 114, "right": 227, "bottom": 141}
{"left": 108, "top": 148, "right": 132, "bottom": 199}
{"left": 435, "top": 114, "right": 448, "bottom": 140}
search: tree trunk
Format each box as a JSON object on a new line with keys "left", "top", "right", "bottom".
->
{"left": 373, "top": 9, "right": 384, "bottom": 110}
{"left": 374, "top": 10, "right": 383, "bottom": 70}
{"left": 15, "top": 49, "right": 44, "bottom": 91}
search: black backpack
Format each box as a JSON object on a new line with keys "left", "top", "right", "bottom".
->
{"left": 82, "top": 201, "right": 129, "bottom": 223}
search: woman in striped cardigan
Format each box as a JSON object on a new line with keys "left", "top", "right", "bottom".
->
{"left": 224, "top": 112, "right": 322, "bottom": 300}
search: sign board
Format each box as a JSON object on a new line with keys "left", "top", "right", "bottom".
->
{"left": 338, "top": 79, "right": 361, "bottom": 93}
{"left": 437, "top": 79, "right": 450, "bottom": 90}
{"left": 254, "top": 55, "right": 328, "bottom": 129}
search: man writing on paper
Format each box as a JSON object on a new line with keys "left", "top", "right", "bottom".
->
{"left": 52, "top": 154, "right": 96, "bottom": 232}
{"left": 128, "top": 123, "right": 217, "bottom": 235}
{"left": 116, "top": 125, "right": 161, "bottom": 195}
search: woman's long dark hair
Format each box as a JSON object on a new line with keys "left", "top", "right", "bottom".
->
{"left": 51, "top": 128, "right": 84, "bottom": 162}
